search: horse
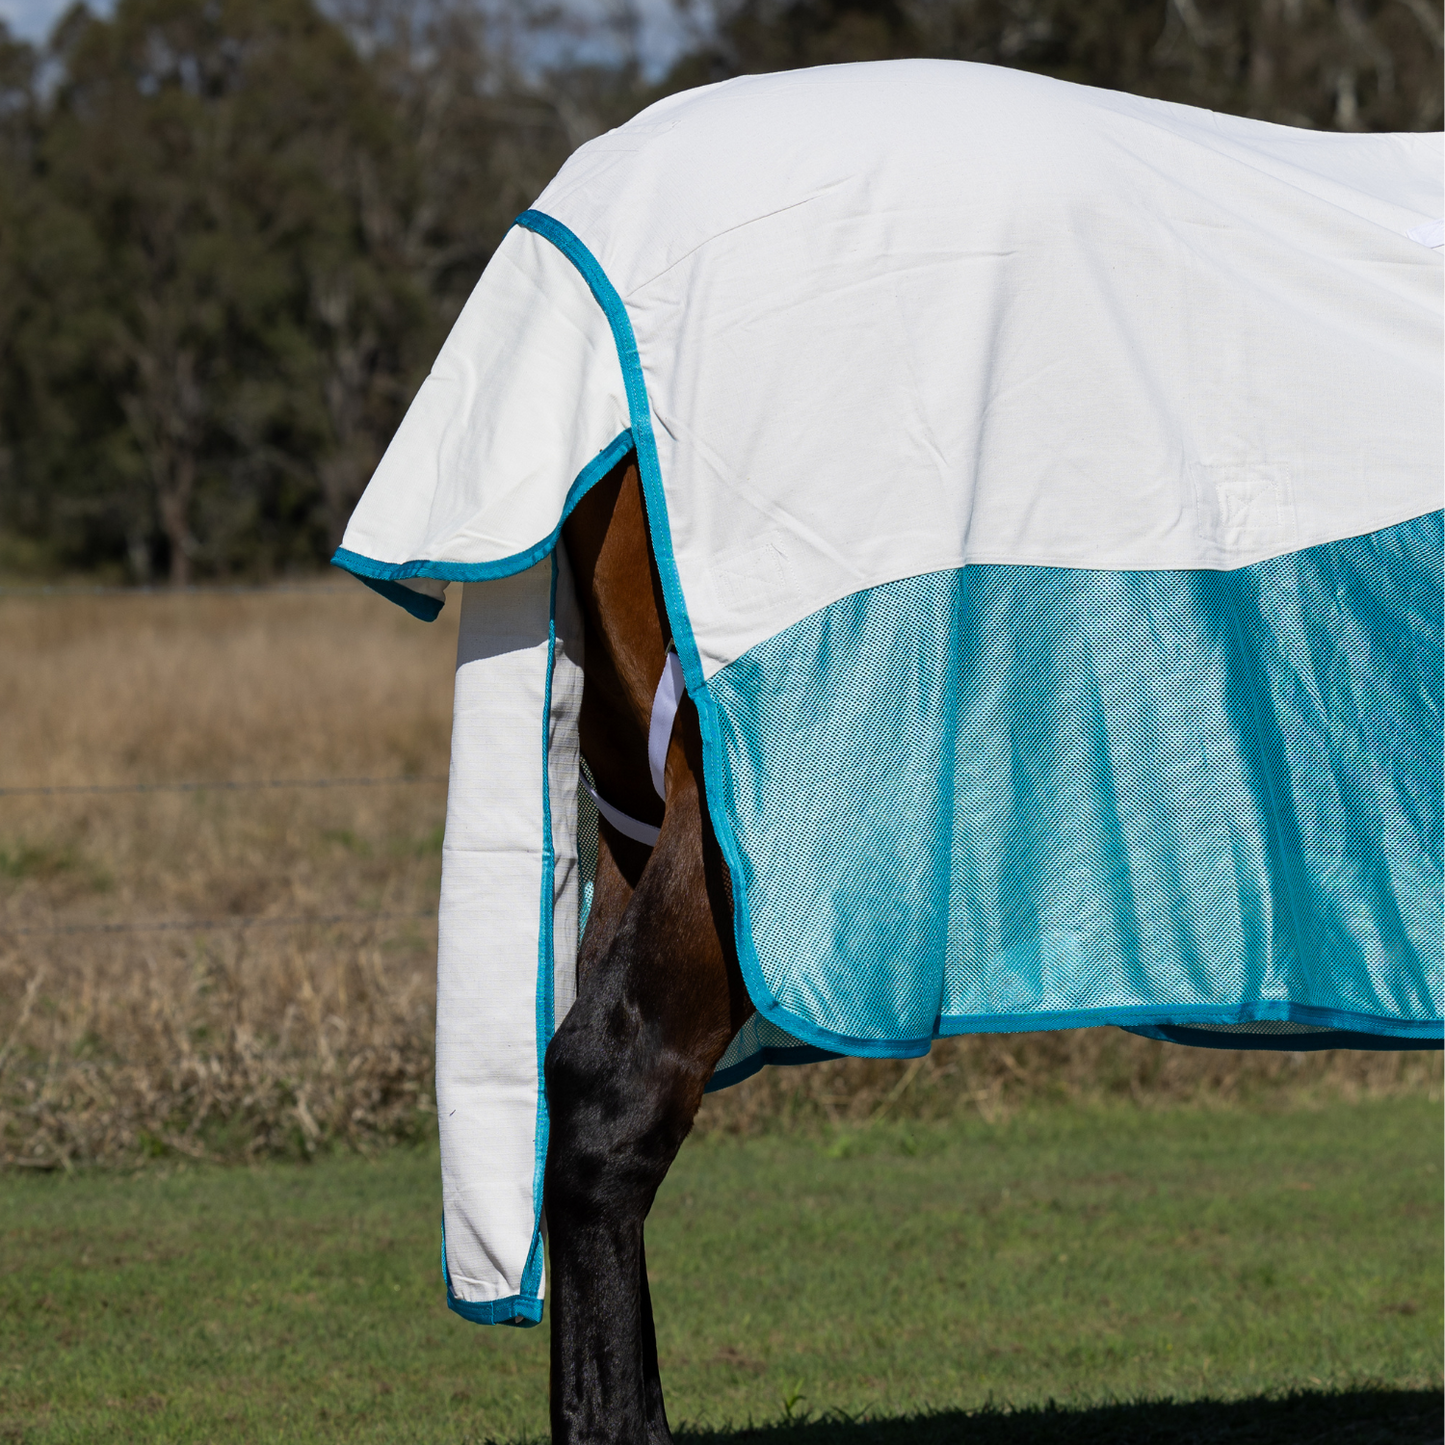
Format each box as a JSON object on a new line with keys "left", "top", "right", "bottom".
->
{"left": 327, "top": 62, "right": 1442, "bottom": 1443}
{"left": 547, "top": 450, "right": 747, "bottom": 1444}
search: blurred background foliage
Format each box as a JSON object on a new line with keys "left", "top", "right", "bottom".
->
{"left": 0, "top": 0, "right": 1439, "bottom": 584}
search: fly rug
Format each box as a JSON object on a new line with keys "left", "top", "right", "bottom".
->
{"left": 333, "top": 61, "right": 1444, "bottom": 1445}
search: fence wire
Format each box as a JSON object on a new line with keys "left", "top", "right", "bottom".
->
{"left": 1, "top": 777, "right": 445, "bottom": 937}
{"left": 0, "top": 576, "right": 361, "bottom": 598}
{"left": 0, "top": 910, "right": 436, "bottom": 938}
{"left": 1, "top": 576, "right": 448, "bottom": 941}
{"left": 0, "top": 775, "right": 446, "bottom": 798}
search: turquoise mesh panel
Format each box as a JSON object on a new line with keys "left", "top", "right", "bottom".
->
{"left": 706, "top": 512, "right": 1443, "bottom": 1053}
{"left": 577, "top": 761, "right": 598, "bottom": 944}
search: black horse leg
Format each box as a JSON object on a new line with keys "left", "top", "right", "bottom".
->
{"left": 639, "top": 1236, "right": 666, "bottom": 1437}
{"left": 545, "top": 782, "right": 742, "bottom": 1445}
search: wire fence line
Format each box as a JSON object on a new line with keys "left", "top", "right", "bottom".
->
{"left": 0, "top": 576, "right": 361, "bottom": 599}
{"left": 0, "top": 573, "right": 450, "bottom": 945}
{"left": 0, "top": 775, "right": 447, "bottom": 799}
{"left": 1, "top": 777, "right": 446, "bottom": 936}
{"left": 0, "top": 910, "right": 436, "bottom": 939}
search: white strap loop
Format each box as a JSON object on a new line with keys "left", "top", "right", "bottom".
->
{"left": 647, "top": 650, "right": 686, "bottom": 801}
{"left": 582, "top": 779, "right": 661, "bottom": 847}
{"left": 584, "top": 648, "right": 686, "bottom": 849}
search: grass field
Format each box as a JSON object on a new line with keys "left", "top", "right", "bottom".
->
{"left": 2, "top": 1096, "right": 1440, "bottom": 1443}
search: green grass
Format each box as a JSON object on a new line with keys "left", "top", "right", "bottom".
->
{"left": 1, "top": 1097, "right": 1439, "bottom": 1443}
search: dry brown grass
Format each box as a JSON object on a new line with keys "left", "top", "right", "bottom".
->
{"left": 692, "top": 1031, "right": 1442, "bottom": 1137}
{"left": 0, "top": 582, "right": 457, "bottom": 1167}
{"left": 0, "top": 583, "right": 1438, "bottom": 1168}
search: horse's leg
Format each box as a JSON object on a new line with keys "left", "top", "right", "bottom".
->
{"left": 548, "top": 458, "right": 751, "bottom": 1442}
{"left": 545, "top": 761, "right": 745, "bottom": 1444}
{"left": 637, "top": 1233, "right": 665, "bottom": 1434}
{"left": 555, "top": 838, "right": 670, "bottom": 1440}
{"left": 565, "top": 794, "right": 675, "bottom": 1426}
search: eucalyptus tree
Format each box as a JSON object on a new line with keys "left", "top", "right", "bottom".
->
{"left": 0, "top": 25, "right": 46, "bottom": 564}
{"left": 31, "top": 0, "right": 426, "bottom": 580}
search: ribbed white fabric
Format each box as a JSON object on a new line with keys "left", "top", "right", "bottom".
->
{"left": 436, "top": 557, "right": 582, "bottom": 1311}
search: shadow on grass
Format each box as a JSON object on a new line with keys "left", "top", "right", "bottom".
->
{"left": 675, "top": 1388, "right": 1443, "bottom": 1445}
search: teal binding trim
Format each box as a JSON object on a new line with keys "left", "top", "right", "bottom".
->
{"left": 449, "top": 1294, "right": 545, "bottom": 1326}
{"left": 332, "top": 428, "right": 634, "bottom": 615}
{"left": 705, "top": 1044, "right": 841, "bottom": 1093}
{"left": 936, "top": 1002, "right": 1442, "bottom": 1041}
{"left": 1126, "top": 1024, "right": 1440, "bottom": 1052}
{"left": 353, "top": 573, "right": 445, "bottom": 621}
{"left": 441, "top": 1214, "right": 545, "bottom": 1326}
{"left": 520, "top": 552, "right": 563, "bottom": 1312}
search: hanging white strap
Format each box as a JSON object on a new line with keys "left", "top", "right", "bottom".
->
{"left": 585, "top": 648, "right": 685, "bottom": 849}
{"left": 583, "top": 778, "right": 661, "bottom": 847}
{"left": 647, "top": 650, "right": 686, "bottom": 801}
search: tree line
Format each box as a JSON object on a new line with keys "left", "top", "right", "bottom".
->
{"left": 0, "top": 0, "right": 1438, "bottom": 583}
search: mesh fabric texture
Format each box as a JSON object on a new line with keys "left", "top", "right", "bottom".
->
{"left": 705, "top": 512, "right": 1443, "bottom": 1053}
